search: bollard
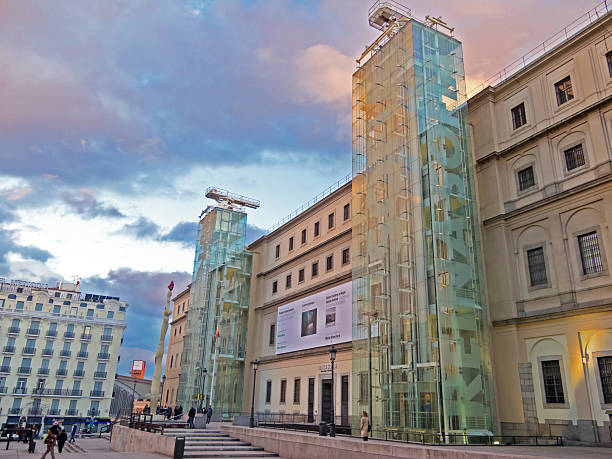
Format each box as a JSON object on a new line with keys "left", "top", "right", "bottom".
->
{"left": 174, "top": 437, "right": 185, "bottom": 458}
{"left": 319, "top": 422, "right": 328, "bottom": 437}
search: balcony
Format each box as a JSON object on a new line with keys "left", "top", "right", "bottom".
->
{"left": 46, "top": 330, "right": 57, "bottom": 338}
{"left": 0, "top": 366, "right": 10, "bottom": 374}
{"left": 38, "top": 367, "right": 50, "bottom": 375}
{"left": 26, "top": 328, "right": 40, "bottom": 337}
{"left": 97, "top": 352, "right": 110, "bottom": 360}
{"left": 59, "top": 350, "right": 71, "bottom": 357}
{"left": 31, "top": 388, "right": 44, "bottom": 395}
{"left": 42, "top": 388, "right": 82, "bottom": 397}
{"left": 0, "top": 386, "right": 7, "bottom": 394}
{"left": 42, "top": 349, "right": 53, "bottom": 356}
{"left": 63, "top": 331, "right": 75, "bottom": 339}
{"left": 100, "top": 335, "right": 113, "bottom": 343}
{"left": 94, "top": 371, "right": 107, "bottom": 379}
{"left": 81, "top": 333, "right": 92, "bottom": 341}
{"left": 17, "top": 366, "right": 31, "bottom": 375}
{"left": 8, "top": 408, "right": 21, "bottom": 414}
{"left": 56, "top": 369, "right": 67, "bottom": 377}
{"left": 28, "top": 408, "right": 43, "bottom": 415}
{"left": 12, "top": 387, "right": 27, "bottom": 395}
{"left": 3, "top": 345, "right": 15, "bottom": 353}
{"left": 65, "top": 409, "right": 79, "bottom": 416}
{"left": 8, "top": 327, "right": 20, "bottom": 335}
{"left": 22, "top": 347, "right": 36, "bottom": 355}
{"left": 87, "top": 409, "right": 99, "bottom": 416}
{"left": 48, "top": 408, "right": 61, "bottom": 416}
{"left": 73, "top": 370, "right": 85, "bottom": 378}
{"left": 77, "top": 351, "right": 88, "bottom": 359}
{"left": 90, "top": 390, "right": 105, "bottom": 398}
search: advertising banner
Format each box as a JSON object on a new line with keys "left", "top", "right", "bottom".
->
{"left": 131, "top": 360, "right": 146, "bottom": 379}
{"left": 276, "top": 281, "right": 352, "bottom": 354}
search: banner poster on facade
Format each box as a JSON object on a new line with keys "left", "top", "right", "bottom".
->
{"left": 276, "top": 281, "right": 352, "bottom": 354}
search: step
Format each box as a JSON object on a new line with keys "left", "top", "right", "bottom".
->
{"left": 166, "top": 433, "right": 228, "bottom": 438}
{"left": 183, "top": 453, "right": 277, "bottom": 458}
{"left": 185, "top": 442, "right": 252, "bottom": 447}
{"left": 185, "top": 446, "right": 264, "bottom": 452}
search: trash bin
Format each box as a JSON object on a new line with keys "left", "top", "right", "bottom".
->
{"left": 174, "top": 437, "right": 185, "bottom": 458}
{"left": 319, "top": 422, "right": 328, "bottom": 437}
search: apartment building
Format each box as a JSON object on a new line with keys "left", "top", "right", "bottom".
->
{"left": 243, "top": 179, "right": 353, "bottom": 424}
{"left": 162, "top": 283, "right": 190, "bottom": 409}
{"left": 469, "top": 7, "right": 612, "bottom": 443}
{"left": 0, "top": 278, "right": 126, "bottom": 430}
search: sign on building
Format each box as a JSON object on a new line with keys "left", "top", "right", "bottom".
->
{"left": 131, "top": 360, "right": 146, "bottom": 379}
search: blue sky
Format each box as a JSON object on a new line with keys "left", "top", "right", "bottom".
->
{"left": 0, "top": 0, "right": 594, "bottom": 377}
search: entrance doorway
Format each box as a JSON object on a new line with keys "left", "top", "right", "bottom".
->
{"left": 341, "top": 375, "right": 349, "bottom": 426}
{"left": 321, "top": 379, "right": 332, "bottom": 423}
{"left": 307, "top": 378, "right": 315, "bottom": 423}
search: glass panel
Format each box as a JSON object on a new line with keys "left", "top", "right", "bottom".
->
{"left": 527, "top": 247, "right": 547, "bottom": 286}
{"left": 564, "top": 144, "right": 585, "bottom": 171}
{"left": 578, "top": 232, "right": 603, "bottom": 275}
{"left": 518, "top": 167, "right": 535, "bottom": 191}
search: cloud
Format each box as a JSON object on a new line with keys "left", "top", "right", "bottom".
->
{"left": 117, "top": 218, "right": 197, "bottom": 248}
{"left": 119, "top": 216, "right": 161, "bottom": 239}
{"left": 246, "top": 223, "right": 266, "bottom": 245}
{"left": 3, "top": 187, "right": 33, "bottom": 201}
{"left": 161, "top": 221, "right": 197, "bottom": 248}
{"left": 62, "top": 189, "right": 125, "bottom": 219}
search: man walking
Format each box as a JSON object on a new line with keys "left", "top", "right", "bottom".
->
{"left": 206, "top": 405, "right": 213, "bottom": 424}
{"left": 188, "top": 406, "right": 196, "bottom": 429}
{"left": 69, "top": 424, "right": 78, "bottom": 443}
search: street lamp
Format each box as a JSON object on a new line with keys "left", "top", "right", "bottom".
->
{"left": 329, "top": 346, "right": 337, "bottom": 437}
{"left": 249, "top": 359, "right": 259, "bottom": 428}
{"left": 200, "top": 368, "right": 208, "bottom": 412}
{"left": 161, "top": 374, "right": 166, "bottom": 408}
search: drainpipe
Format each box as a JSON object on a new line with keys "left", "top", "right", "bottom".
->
{"left": 577, "top": 331, "right": 600, "bottom": 443}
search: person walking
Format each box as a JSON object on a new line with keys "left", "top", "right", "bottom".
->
{"left": 165, "top": 406, "right": 172, "bottom": 419}
{"left": 57, "top": 428, "right": 67, "bottom": 453}
{"left": 360, "top": 411, "right": 370, "bottom": 442}
{"left": 41, "top": 422, "right": 60, "bottom": 459}
{"left": 188, "top": 406, "right": 196, "bottom": 429}
{"left": 69, "top": 424, "right": 77, "bottom": 443}
{"left": 206, "top": 405, "right": 213, "bottom": 424}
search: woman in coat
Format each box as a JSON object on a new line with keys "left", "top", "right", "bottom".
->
{"left": 360, "top": 411, "right": 369, "bottom": 441}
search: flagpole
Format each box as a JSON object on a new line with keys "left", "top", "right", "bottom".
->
{"left": 209, "top": 319, "right": 219, "bottom": 408}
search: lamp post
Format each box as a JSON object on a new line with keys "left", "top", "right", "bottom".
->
{"left": 200, "top": 368, "right": 208, "bottom": 412}
{"left": 161, "top": 374, "right": 166, "bottom": 408}
{"left": 329, "top": 345, "right": 337, "bottom": 437}
{"left": 249, "top": 359, "right": 259, "bottom": 428}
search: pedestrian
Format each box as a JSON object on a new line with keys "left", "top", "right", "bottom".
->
{"left": 57, "top": 427, "right": 67, "bottom": 453}
{"left": 143, "top": 404, "right": 150, "bottom": 415}
{"left": 360, "top": 411, "right": 370, "bottom": 441}
{"left": 206, "top": 405, "right": 213, "bottom": 424}
{"left": 166, "top": 406, "right": 172, "bottom": 419}
{"left": 41, "top": 422, "right": 60, "bottom": 459}
{"left": 188, "top": 407, "right": 196, "bottom": 429}
{"left": 69, "top": 424, "right": 77, "bottom": 443}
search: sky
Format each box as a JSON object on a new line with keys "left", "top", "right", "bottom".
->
{"left": 0, "top": 0, "right": 598, "bottom": 377}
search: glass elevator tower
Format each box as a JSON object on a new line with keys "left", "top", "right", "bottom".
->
{"left": 351, "top": 3, "right": 496, "bottom": 441}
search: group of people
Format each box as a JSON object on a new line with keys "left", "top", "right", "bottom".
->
{"left": 40, "top": 422, "right": 79, "bottom": 459}
{"left": 143, "top": 403, "right": 184, "bottom": 419}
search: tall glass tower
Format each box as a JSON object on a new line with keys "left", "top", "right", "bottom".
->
{"left": 351, "top": 3, "right": 495, "bottom": 440}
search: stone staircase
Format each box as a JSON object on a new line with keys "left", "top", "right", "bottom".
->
{"left": 164, "top": 427, "right": 278, "bottom": 458}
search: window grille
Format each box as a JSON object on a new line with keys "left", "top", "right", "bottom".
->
{"left": 554, "top": 76, "right": 574, "bottom": 105}
{"left": 511, "top": 103, "right": 527, "bottom": 130}
{"left": 578, "top": 231, "right": 603, "bottom": 275}
{"left": 293, "top": 378, "right": 301, "bottom": 404}
{"left": 597, "top": 356, "right": 612, "bottom": 403}
{"left": 518, "top": 166, "right": 535, "bottom": 191}
{"left": 280, "top": 379, "right": 287, "bottom": 403}
{"left": 269, "top": 324, "right": 275, "bottom": 346}
{"left": 265, "top": 381, "right": 272, "bottom": 404}
{"left": 564, "top": 144, "right": 585, "bottom": 171}
{"left": 541, "top": 360, "right": 565, "bottom": 404}
{"left": 285, "top": 274, "right": 292, "bottom": 289}
{"left": 312, "top": 262, "right": 319, "bottom": 277}
{"left": 342, "top": 248, "right": 350, "bottom": 265}
{"left": 527, "top": 247, "right": 547, "bottom": 286}
{"left": 298, "top": 269, "right": 305, "bottom": 283}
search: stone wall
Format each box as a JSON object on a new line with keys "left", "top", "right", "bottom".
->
{"left": 110, "top": 425, "right": 176, "bottom": 457}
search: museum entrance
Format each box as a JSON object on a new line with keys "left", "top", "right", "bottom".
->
{"left": 321, "top": 379, "right": 332, "bottom": 423}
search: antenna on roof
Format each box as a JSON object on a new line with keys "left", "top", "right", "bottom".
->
{"left": 205, "top": 187, "right": 260, "bottom": 211}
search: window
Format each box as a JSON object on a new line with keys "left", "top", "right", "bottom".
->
{"left": 326, "top": 255, "right": 333, "bottom": 271}
{"left": 328, "top": 213, "right": 335, "bottom": 229}
{"left": 312, "top": 261, "right": 319, "bottom": 277}
{"left": 53, "top": 305, "right": 61, "bottom": 314}
{"left": 16, "top": 301, "right": 24, "bottom": 310}
{"left": 272, "top": 281, "right": 278, "bottom": 295}
{"left": 170, "top": 355, "right": 174, "bottom": 368}
{"left": 293, "top": 378, "right": 301, "bottom": 404}
{"left": 87, "top": 309, "right": 94, "bottom": 318}
{"left": 526, "top": 247, "right": 547, "bottom": 287}
{"left": 298, "top": 269, "right": 305, "bottom": 283}
{"left": 564, "top": 144, "right": 585, "bottom": 171}
{"left": 269, "top": 324, "right": 276, "bottom": 346}
{"left": 314, "top": 221, "right": 320, "bottom": 237}
{"left": 597, "top": 356, "right": 612, "bottom": 403}
{"left": 54, "top": 292, "right": 60, "bottom": 298}
{"left": 511, "top": 103, "right": 527, "bottom": 130}
{"left": 275, "top": 244, "right": 280, "bottom": 259}
{"left": 342, "top": 248, "right": 350, "bottom": 265}
{"left": 517, "top": 166, "right": 535, "bottom": 191}
{"left": 541, "top": 360, "right": 565, "bottom": 404}
{"left": 280, "top": 379, "right": 287, "bottom": 404}
{"left": 289, "top": 237, "right": 294, "bottom": 251}
{"left": 286, "top": 274, "right": 292, "bottom": 289}
{"left": 343, "top": 203, "right": 350, "bottom": 221}
{"left": 265, "top": 380, "right": 272, "bottom": 404}
{"left": 607, "top": 51, "right": 612, "bottom": 78}
{"left": 107, "top": 311, "right": 114, "bottom": 319}
{"left": 578, "top": 231, "right": 604, "bottom": 275}
{"left": 301, "top": 229, "right": 306, "bottom": 244}
{"left": 554, "top": 76, "right": 574, "bottom": 106}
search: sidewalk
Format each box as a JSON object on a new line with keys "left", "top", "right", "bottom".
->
{"left": 0, "top": 438, "right": 167, "bottom": 458}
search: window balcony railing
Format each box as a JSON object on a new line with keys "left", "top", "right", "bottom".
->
{"left": 87, "top": 409, "right": 99, "bottom": 416}
{"left": 65, "top": 409, "right": 79, "bottom": 416}
{"left": 8, "top": 408, "right": 21, "bottom": 414}
{"left": 63, "top": 331, "right": 75, "bottom": 339}
{"left": 46, "top": 330, "right": 57, "bottom": 338}
{"left": 28, "top": 408, "right": 43, "bottom": 415}
{"left": 59, "top": 350, "right": 71, "bottom": 357}
{"left": 3, "top": 345, "right": 15, "bottom": 353}
{"left": 40, "top": 388, "right": 82, "bottom": 396}
{"left": 0, "top": 386, "right": 7, "bottom": 394}
{"left": 97, "top": 352, "right": 110, "bottom": 360}
{"left": 100, "top": 335, "right": 113, "bottom": 342}
{"left": 56, "top": 369, "right": 67, "bottom": 377}
{"left": 90, "top": 390, "right": 105, "bottom": 398}
{"left": 8, "top": 327, "right": 20, "bottom": 335}
{"left": 0, "top": 366, "right": 11, "bottom": 373}
{"left": 26, "top": 328, "right": 40, "bottom": 337}
{"left": 81, "top": 333, "right": 92, "bottom": 341}
{"left": 77, "top": 351, "right": 88, "bottom": 359}
{"left": 32, "top": 388, "right": 44, "bottom": 395}
{"left": 48, "top": 408, "right": 61, "bottom": 416}
{"left": 38, "top": 367, "right": 50, "bottom": 375}
{"left": 22, "top": 347, "right": 36, "bottom": 355}
{"left": 17, "top": 366, "right": 31, "bottom": 375}
{"left": 94, "top": 371, "right": 107, "bottom": 379}
{"left": 73, "top": 369, "right": 85, "bottom": 378}
{"left": 12, "top": 387, "right": 27, "bottom": 395}
{"left": 42, "top": 349, "right": 53, "bottom": 356}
